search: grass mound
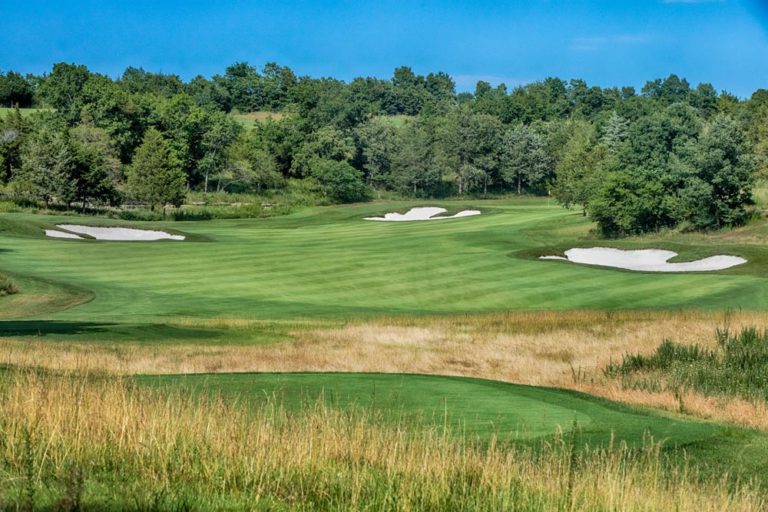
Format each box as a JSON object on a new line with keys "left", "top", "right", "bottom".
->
{"left": 0, "top": 370, "right": 765, "bottom": 510}
{"left": 139, "top": 372, "right": 768, "bottom": 484}
{"left": 606, "top": 327, "right": 768, "bottom": 402}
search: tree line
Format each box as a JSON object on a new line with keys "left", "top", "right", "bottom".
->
{"left": 0, "top": 62, "right": 766, "bottom": 234}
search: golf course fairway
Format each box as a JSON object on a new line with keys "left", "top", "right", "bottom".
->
{"left": 1, "top": 199, "right": 767, "bottom": 328}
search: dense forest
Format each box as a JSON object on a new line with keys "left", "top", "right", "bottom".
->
{"left": 1, "top": 62, "right": 766, "bottom": 236}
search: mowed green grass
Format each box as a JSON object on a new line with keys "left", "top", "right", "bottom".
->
{"left": 139, "top": 372, "right": 768, "bottom": 482}
{"left": 0, "top": 198, "right": 767, "bottom": 326}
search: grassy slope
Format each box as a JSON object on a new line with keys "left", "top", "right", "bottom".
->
{"left": 0, "top": 107, "right": 50, "bottom": 118}
{"left": 0, "top": 198, "right": 766, "bottom": 329}
{"left": 140, "top": 372, "right": 768, "bottom": 483}
{"left": 231, "top": 112, "right": 406, "bottom": 129}
{"left": 231, "top": 111, "right": 286, "bottom": 128}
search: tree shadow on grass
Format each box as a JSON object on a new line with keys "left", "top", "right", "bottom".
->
{"left": 0, "top": 321, "right": 113, "bottom": 337}
{"left": 0, "top": 320, "right": 229, "bottom": 344}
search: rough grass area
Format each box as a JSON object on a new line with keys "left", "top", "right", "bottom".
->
{"left": 754, "top": 183, "right": 768, "bottom": 214}
{"left": 231, "top": 110, "right": 287, "bottom": 128}
{"left": 0, "top": 370, "right": 765, "bottom": 511}
{"left": 371, "top": 114, "right": 414, "bottom": 128}
{"left": 0, "top": 107, "right": 50, "bottom": 118}
{"left": 606, "top": 327, "right": 768, "bottom": 403}
{"left": 0, "top": 273, "right": 17, "bottom": 296}
{"left": 138, "top": 372, "right": 768, "bottom": 484}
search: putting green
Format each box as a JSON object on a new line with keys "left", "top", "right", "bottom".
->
{"left": 1, "top": 199, "right": 766, "bottom": 327}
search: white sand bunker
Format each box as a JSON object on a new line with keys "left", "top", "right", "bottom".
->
{"left": 53, "top": 225, "right": 185, "bottom": 241}
{"left": 540, "top": 247, "right": 746, "bottom": 272}
{"left": 365, "top": 207, "right": 481, "bottom": 222}
{"left": 44, "top": 229, "right": 84, "bottom": 240}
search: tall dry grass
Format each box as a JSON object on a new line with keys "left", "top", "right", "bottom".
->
{"left": 3, "top": 310, "right": 768, "bottom": 429}
{"left": 0, "top": 370, "right": 764, "bottom": 511}
{"left": 0, "top": 273, "right": 17, "bottom": 296}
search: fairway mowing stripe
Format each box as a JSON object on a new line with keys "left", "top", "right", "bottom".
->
{"left": 5, "top": 202, "right": 768, "bottom": 320}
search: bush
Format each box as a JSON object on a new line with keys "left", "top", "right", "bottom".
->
{"left": 605, "top": 327, "right": 768, "bottom": 401}
{"left": 0, "top": 273, "right": 18, "bottom": 296}
{"left": 111, "top": 209, "right": 164, "bottom": 222}
{"left": 310, "top": 158, "right": 371, "bottom": 204}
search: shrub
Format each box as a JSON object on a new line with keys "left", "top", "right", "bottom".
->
{"left": 606, "top": 327, "right": 768, "bottom": 401}
{"left": 310, "top": 158, "right": 371, "bottom": 204}
{"left": 0, "top": 273, "right": 18, "bottom": 296}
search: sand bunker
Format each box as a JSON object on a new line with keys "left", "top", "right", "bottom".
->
{"left": 365, "top": 207, "right": 481, "bottom": 222}
{"left": 54, "top": 225, "right": 185, "bottom": 241}
{"left": 540, "top": 247, "right": 746, "bottom": 272}
{"left": 44, "top": 229, "right": 84, "bottom": 240}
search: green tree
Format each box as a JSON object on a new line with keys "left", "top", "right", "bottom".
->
{"left": 126, "top": 128, "right": 186, "bottom": 213}
{"left": 186, "top": 75, "right": 231, "bottom": 111}
{"left": 290, "top": 126, "right": 355, "bottom": 177}
{"left": 0, "top": 71, "right": 34, "bottom": 108}
{"left": 553, "top": 123, "right": 604, "bottom": 213}
{"left": 119, "top": 67, "right": 184, "bottom": 97}
{"left": 310, "top": 158, "right": 370, "bottom": 203}
{"left": 217, "top": 62, "right": 262, "bottom": 112}
{"left": 391, "top": 119, "right": 442, "bottom": 196}
{"left": 356, "top": 119, "right": 399, "bottom": 188}
{"left": 602, "top": 112, "right": 629, "bottom": 153}
{"left": 38, "top": 63, "right": 91, "bottom": 118}
{"left": 13, "top": 129, "right": 73, "bottom": 206}
{"left": 219, "top": 131, "right": 283, "bottom": 193}
{"left": 388, "top": 67, "right": 428, "bottom": 115}
{"left": 744, "top": 94, "right": 768, "bottom": 180}
{"left": 79, "top": 75, "right": 145, "bottom": 162}
{"left": 588, "top": 169, "right": 675, "bottom": 237}
{"left": 683, "top": 114, "right": 754, "bottom": 228}
{"left": 149, "top": 94, "right": 209, "bottom": 186}
{"left": 500, "top": 124, "right": 551, "bottom": 194}
{"left": 66, "top": 122, "right": 121, "bottom": 210}
{"left": 435, "top": 109, "right": 502, "bottom": 195}
{"left": 0, "top": 108, "right": 27, "bottom": 183}
{"left": 198, "top": 111, "right": 242, "bottom": 192}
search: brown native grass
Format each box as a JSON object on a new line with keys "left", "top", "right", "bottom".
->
{"left": 3, "top": 309, "right": 768, "bottom": 429}
{"left": 0, "top": 370, "right": 764, "bottom": 511}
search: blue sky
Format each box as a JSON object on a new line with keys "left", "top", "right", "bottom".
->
{"left": 1, "top": 0, "right": 767, "bottom": 96}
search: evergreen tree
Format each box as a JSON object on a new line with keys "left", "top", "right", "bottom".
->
{"left": 13, "top": 129, "right": 73, "bottom": 206}
{"left": 126, "top": 128, "right": 186, "bottom": 213}
{"left": 602, "top": 112, "right": 629, "bottom": 153}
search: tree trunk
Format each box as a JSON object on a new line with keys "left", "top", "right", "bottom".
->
{"left": 517, "top": 175, "right": 522, "bottom": 195}
{"left": 204, "top": 172, "right": 209, "bottom": 194}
